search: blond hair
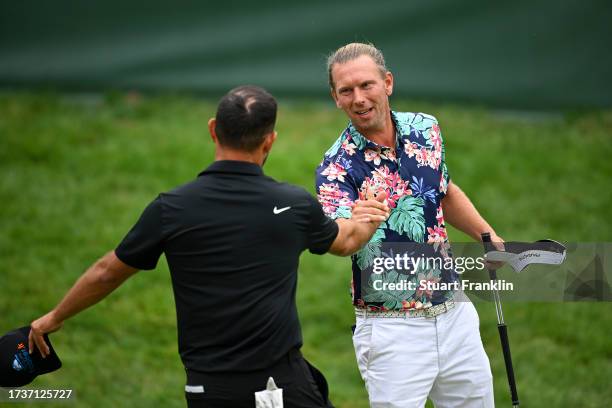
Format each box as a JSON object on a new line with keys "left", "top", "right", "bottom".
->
{"left": 327, "top": 43, "right": 388, "bottom": 89}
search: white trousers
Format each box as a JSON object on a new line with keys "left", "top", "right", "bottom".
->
{"left": 352, "top": 301, "right": 494, "bottom": 408}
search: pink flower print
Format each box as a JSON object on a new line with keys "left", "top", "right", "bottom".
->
{"left": 372, "top": 165, "right": 393, "bottom": 182}
{"left": 427, "top": 226, "right": 450, "bottom": 257}
{"left": 321, "top": 162, "right": 347, "bottom": 182}
{"left": 358, "top": 177, "right": 387, "bottom": 201}
{"left": 402, "top": 299, "right": 417, "bottom": 310}
{"left": 404, "top": 141, "right": 417, "bottom": 158}
{"left": 341, "top": 139, "right": 357, "bottom": 156}
{"left": 364, "top": 148, "right": 382, "bottom": 165}
{"left": 409, "top": 300, "right": 429, "bottom": 310}
{"left": 436, "top": 206, "right": 445, "bottom": 226}
{"left": 416, "top": 271, "right": 440, "bottom": 300}
{"left": 317, "top": 183, "right": 353, "bottom": 216}
{"left": 429, "top": 124, "right": 442, "bottom": 148}
{"left": 426, "top": 151, "right": 440, "bottom": 169}
{"left": 415, "top": 148, "right": 428, "bottom": 167}
{"left": 439, "top": 172, "right": 448, "bottom": 194}
{"left": 405, "top": 139, "right": 439, "bottom": 169}
{"left": 381, "top": 148, "right": 397, "bottom": 163}
{"left": 362, "top": 166, "right": 411, "bottom": 208}
{"left": 427, "top": 226, "right": 447, "bottom": 243}
{"left": 387, "top": 172, "right": 411, "bottom": 204}
{"left": 433, "top": 148, "right": 442, "bottom": 162}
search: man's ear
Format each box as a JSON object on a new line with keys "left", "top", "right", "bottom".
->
{"left": 262, "top": 131, "right": 277, "bottom": 154}
{"left": 208, "top": 118, "right": 218, "bottom": 144}
{"left": 384, "top": 71, "right": 394, "bottom": 96}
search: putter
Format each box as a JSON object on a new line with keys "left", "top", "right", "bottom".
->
{"left": 481, "top": 232, "right": 519, "bottom": 408}
{"left": 484, "top": 239, "right": 566, "bottom": 273}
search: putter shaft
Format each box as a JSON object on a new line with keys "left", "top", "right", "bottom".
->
{"left": 482, "top": 233, "right": 520, "bottom": 407}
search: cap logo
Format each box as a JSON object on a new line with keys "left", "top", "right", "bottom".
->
{"left": 12, "top": 356, "right": 23, "bottom": 371}
{"left": 11, "top": 350, "right": 35, "bottom": 373}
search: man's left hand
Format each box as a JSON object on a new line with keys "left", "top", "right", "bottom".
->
{"left": 29, "top": 311, "right": 63, "bottom": 358}
{"left": 485, "top": 233, "right": 505, "bottom": 270}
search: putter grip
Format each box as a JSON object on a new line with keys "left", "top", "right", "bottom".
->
{"left": 498, "top": 324, "right": 520, "bottom": 406}
{"left": 481, "top": 232, "right": 493, "bottom": 251}
{"left": 481, "top": 232, "right": 498, "bottom": 280}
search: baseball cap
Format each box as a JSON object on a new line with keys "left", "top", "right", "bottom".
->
{"left": 0, "top": 326, "right": 62, "bottom": 387}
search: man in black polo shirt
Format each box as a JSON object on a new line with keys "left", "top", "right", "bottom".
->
{"left": 28, "top": 86, "right": 389, "bottom": 407}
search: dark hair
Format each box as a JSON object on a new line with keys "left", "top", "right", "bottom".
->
{"left": 214, "top": 85, "right": 277, "bottom": 151}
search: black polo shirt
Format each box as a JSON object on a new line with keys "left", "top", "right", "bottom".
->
{"left": 115, "top": 160, "right": 339, "bottom": 373}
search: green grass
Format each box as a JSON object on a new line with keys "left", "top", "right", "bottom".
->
{"left": 1, "top": 91, "right": 611, "bottom": 407}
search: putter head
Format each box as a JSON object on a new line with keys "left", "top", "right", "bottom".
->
{"left": 485, "top": 239, "right": 567, "bottom": 273}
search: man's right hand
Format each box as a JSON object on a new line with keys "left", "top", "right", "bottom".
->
{"left": 351, "top": 191, "right": 390, "bottom": 223}
{"left": 328, "top": 192, "right": 390, "bottom": 256}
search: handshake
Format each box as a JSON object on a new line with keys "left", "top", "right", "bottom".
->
{"left": 351, "top": 190, "right": 390, "bottom": 224}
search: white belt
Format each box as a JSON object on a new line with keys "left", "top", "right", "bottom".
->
{"left": 355, "top": 299, "right": 455, "bottom": 319}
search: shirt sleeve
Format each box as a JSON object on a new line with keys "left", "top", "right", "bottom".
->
{"left": 436, "top": 121, "right": 451, "bottom": 198}
{"left": 305, "top": 194, "right": 339, "bottom": 255}
{"left": 115, "top": 195, "right": 165, "bottom": 270}
{"left": 314, "top": 158, "right": 359, "bottom": 220}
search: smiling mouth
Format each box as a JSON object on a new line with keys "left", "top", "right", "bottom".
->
{"left": 355, "top": 108, "right": 373, "bottom": 116}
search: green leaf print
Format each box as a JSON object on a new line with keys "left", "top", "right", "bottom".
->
{"left": 371, "top": 228, "right": 385, "bottom": 243}
{"left": 356, "top": 228, "right": 386, "bottom": 270}
{"left": 387, "top": 196, "right": 426, "bottom": 242}
{"left": 362, "top": 269, "right": 415, "bottom": 305}
{"left": 335, "top": 206, "right": 353, "bottom": 220}
{"left": 348, "top": 127, "right": 367, "bottom": 150}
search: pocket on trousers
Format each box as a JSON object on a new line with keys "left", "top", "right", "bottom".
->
{"left": 351, "top": 319, "right": 373, "bottom": 382}
{"left": 302, "top": 359, "right": 333, "bottom": 407}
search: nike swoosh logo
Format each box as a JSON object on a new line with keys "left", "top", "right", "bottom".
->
{"left": 273, "top": 206, "right": 291, "bottom": 215}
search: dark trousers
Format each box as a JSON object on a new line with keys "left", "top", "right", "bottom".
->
{"left": 185, "top": 348, "right": 334, "bottom": 408}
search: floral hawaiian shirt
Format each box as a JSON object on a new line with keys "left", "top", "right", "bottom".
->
{"left": 315, "top": 111, "right": 457, "bottom": 311}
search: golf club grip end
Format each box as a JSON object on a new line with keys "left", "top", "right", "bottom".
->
{"left": 481, "top": 232, "right": 495, "bottom": 253}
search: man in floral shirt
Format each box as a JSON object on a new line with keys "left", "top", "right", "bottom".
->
{"left": 316, "top": 43, "right": 503, "bottom": 407}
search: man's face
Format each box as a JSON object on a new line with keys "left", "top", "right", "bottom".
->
{"left": 330, "top": 55, "right": 393, "bottom": 135}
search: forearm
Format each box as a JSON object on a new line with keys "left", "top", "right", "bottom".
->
{"left": 330, "top": 218, "right": 379, "bottom": 256}
{"left": 51, "top": 251, "right": 137, "bottom": 322}
{"left": 442, "top": 182, "right": 496, "bottom": 241}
